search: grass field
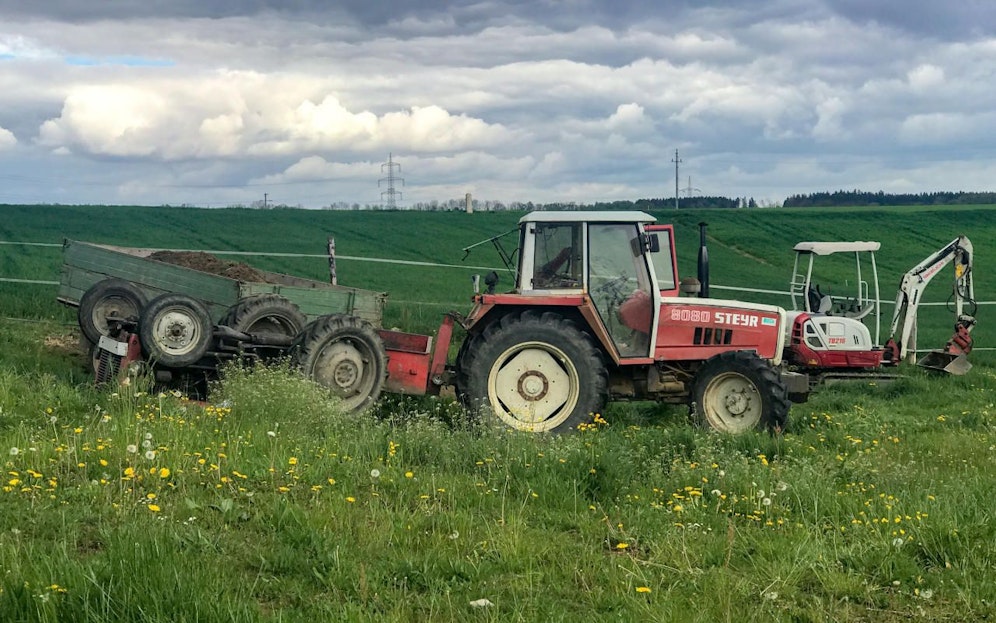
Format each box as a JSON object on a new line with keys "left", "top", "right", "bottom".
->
{"left": 1, "top": 204, "right": 995, "bottom": 621}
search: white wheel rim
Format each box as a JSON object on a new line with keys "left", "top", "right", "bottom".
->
{"left": 487, "top": 341, "right": 579, "bottom": 432}
{"left": 152, "top": 308, "right": 202, "bottom": 356}
{"left": 702, "top": 371, "right": 762, "bottom": 433}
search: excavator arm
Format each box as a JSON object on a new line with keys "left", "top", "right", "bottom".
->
{"left": 885, "top": 235, "right": 975, "bottom": 372}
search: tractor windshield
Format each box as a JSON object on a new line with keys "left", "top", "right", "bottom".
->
{"left": 588, "top": 223, "right": 654, "bottom": 357}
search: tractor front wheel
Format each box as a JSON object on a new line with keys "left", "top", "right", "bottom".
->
{"left": 458, "top": 311, "right": 606, "bottom": 433}
{"left": 692, "top": 351, "right": 789, "bottom": 434}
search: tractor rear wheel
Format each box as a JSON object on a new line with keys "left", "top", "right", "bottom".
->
{"left": 78, "top": 278, "right": 146, "bottom": 344}
{"left": 221, "top": 294, "right": 306, "bottom": 339}
{"left": 692, "top": 351, "right": 789, "bottom": 434}
{"left": 458, "top": 310, "right": 606, "bottom": 433}
{"left": 292, "top": 314, "right": 387, "bottom": 413}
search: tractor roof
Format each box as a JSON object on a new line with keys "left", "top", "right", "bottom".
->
{"left": 793, "top": 241, "right": 881, "bottom": 255}
{"left": 519, "top": 210, "right": 656, "bottom": 224}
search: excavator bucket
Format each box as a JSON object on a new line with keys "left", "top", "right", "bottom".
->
{"left": 916, "top": 350, "right": 972, "bottom": 375}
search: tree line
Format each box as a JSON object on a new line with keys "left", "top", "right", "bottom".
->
{"left": 783, "top": 190, "right": 996, "bottom": 207}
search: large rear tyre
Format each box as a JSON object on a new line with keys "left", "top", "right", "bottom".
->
{"left": 457, "top": 310, "right": 607, "bottom": 433}
{"left": 78, "top": 278, "right": 146, "bottom": 344}
{"left": 292, "top": 314, "right": 387, "bottom": 413}
{"left": 692, "top": 351, "right": 789, "bottom": 434}
{"left": 221, "top": 294, "right": 306, "bottom": 338}
{"left": 139, "top": 293, "right": 213, "bottom": 368}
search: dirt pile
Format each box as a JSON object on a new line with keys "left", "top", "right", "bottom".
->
{"left": 148, "top": 251, "right": 267, "bottom": 282}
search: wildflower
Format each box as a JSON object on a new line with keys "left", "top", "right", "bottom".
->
{"left": 148, "top": 504, "right": 161, "bottom": 512}
{"left": 147, "top": 492, "right": 157, "bottom": 500}
{"left": 405, "top": 471, "right": 414, "bottom": 478}
{"left": 892, "top": 537, "right": 904, "bottom": 547}
{"left": 762, "top": 497, "right": 772, "bottom": 506}
{"left": 288, "top": 457, "right": 298, "bottom": 466}
{"left": 636, "top": 586, "right": 652, "bottom": 594}
{"left": 616, "top": 542, "right": 629, "bottom": 550}
{"left": 346, "top": 496, "right": 356, "bottom": 503}
{"left": 370, "top": 469, "right": 380, "bottom": 479}
{"left": 158, "top": 468, "right": 170, "bottom": 479}
{"left": 8, "top": 447, "right": 18, "bottom": 456}
{"left": 327, "top": 478, "right": 336, "bottom": 486}
{"left": 126, "top": 444, "right": 138, "bottom": 454}
{"left": 123, "top": 467, "right": 135, "bottom": 478}
{"left": 145, "top": 450, "right": 156, "bottom": 460}
{"left": 267, "top": 431, "right": 277, "bottom": 438}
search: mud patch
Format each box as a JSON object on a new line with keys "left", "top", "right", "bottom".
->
{"left": 148, "top": 251, "right": 267, "bottom": 282}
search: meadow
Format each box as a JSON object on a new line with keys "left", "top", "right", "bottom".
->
{"left": 0, "top": 204, "right": 995, "bottom": 621}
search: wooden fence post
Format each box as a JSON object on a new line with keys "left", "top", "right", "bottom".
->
{"left": 327, "top": 237, "right": 337, "bottom": 285}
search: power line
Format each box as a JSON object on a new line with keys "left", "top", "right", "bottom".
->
{"left": 671, "top": 149, "right": 681, "bottom": 209}
{"left": 378, "top": 153, "right": 404, "bottom": 209}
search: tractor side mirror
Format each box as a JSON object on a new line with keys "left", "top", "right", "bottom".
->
{"left": 643, "top": 233, "right": 660, "bottom": 253}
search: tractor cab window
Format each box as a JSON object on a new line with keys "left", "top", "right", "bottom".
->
{"left": 532, "top": 222, "right": 582, "bottom": 289}
{"left": 588, "top": 223, "right": 654, "bottom": 358}
{"left": 647, "top": 229, "right": 677, "bottom": 292}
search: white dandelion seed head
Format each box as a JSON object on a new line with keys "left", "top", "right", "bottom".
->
{"left": 762, "top": 497, "right": 772, "bottom": 506}
{"left": 764, "top": 591, "right": 778, "bottom": 600}
{"left": 9, "top": 447, "right": 19, "bottom": 456}
{"left": 144, "top": 450, "right": 156, "bottom": 460}
{"left": 757, "top": 490, "right": 766, "bottom": 498}
{"left": 777, "top": 481, "right": 789, "bottom": 491}
{"left": 711, "top": 489, "right": 722, "bottom": 497}
{"left": 892, "top": 538, "right": 904, "bottom": 548}
{"left": 142, "top": 439, "right": 152, "bottom": 449}
{"left": 370, "top": 469, "right": 381, "bottom": 479}
{"left": 49, "top": 416, "right": 58, "bottom": 424}
{"left": 920, "top": 589, "right": 933, "bottom": 600}
{"left": 144, "top": 432, "right": 153, "bottom": 440}
{"left": 126, "top": 444, "right": 138, "bottom": 454}
{"left": 267, "top": 431, "right": 277, "bottom": 438}
{"left": 448, "top": 530, "right": 459, "bottom": 540}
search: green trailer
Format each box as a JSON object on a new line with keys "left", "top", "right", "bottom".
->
{"left": 58, "top": 239, "right": 386, "bottom": 326}
{"left": 59, "top": 239, "right": 390, "bottom": 385}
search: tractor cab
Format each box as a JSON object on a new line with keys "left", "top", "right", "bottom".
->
{"left": 516, "top": 211, "right": 666, "bottom": 358}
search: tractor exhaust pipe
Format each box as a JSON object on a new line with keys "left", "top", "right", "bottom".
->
{"left": 697, "top": 221, "right": 709, "bottom": 298}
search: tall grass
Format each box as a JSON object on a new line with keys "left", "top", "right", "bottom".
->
{"left": 2, "top": 318, "right": 996, "bottom": 621}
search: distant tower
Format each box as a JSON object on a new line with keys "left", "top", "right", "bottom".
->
{"left": 465, "top": 192, "right": 473, "bottom": 214}
{"left": 379, "top": 153, "right": 404, "bottom": 209}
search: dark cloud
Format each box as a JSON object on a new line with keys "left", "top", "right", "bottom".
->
{"left": 823, "top": 0, "right": 996, "bottom": 38}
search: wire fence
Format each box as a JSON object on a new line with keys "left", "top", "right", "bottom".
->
{"left": 2, "top": 239, "right": 992, "bottom": 350}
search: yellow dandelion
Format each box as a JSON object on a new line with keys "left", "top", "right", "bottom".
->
{"left": 158, "top": 468, "right": 170, "bottom": 478}
{"left": 636, "top": 586, "right": 651, "bottom": 594}
{"left": 288, "top": 457, "right": 298, "bottom": 466}
{"left": 123, "top": 467, "right": 135, "bottom": 478}
{"left": 346, "top": 496, "right": 356, "bottom": 503}
{"left": 405, "top": 471, "right": 414, "bottom": 478}
{"left": 148, "top": 504, "right": 161, "bottom": 512}
{"left": 616, "top": 542, "right": 629, "bottom": 550}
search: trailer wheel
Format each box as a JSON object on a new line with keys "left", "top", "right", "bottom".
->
{"left": 139, "top": 293, "right": 213, "bottom": 368}
{"left": 78, "top": 278, "right": 146, "bottom": 344}
{"left": 692, "top": 351, "right": 789, "bottom": 434}
{"left": 458, "top": 310, "right": 607, "bottom": 433}
{"left": 292, "top": 314, "right": 387, "bottom": 413}
{"left": 221, "top": 294, "right": 306, "bottom": 338}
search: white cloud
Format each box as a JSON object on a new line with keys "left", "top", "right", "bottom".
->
{"left": 0, "top": 126, "right": 16, "bottom": 149}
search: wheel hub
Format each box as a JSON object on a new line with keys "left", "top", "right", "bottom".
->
{"left": 724, "top": 391, "right": 751, "bottom": 416}
{"left": 517, "top": 372, "right": 549, "bottom": 400}
{"left": 333, "top": 360, "right": 360, "bottom": 389}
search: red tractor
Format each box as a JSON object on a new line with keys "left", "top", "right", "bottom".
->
{"left": 87, "top": 211, "right": 809, "bottom": 434}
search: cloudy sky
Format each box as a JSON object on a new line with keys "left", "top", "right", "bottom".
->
{"left": 0, "top": 1, "right": 995, "bottom": 208}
